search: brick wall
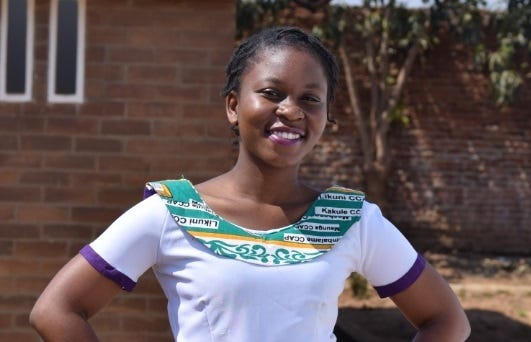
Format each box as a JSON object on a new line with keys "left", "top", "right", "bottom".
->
{"left": 301, "top": 33, "right": 530, "bottom": 255}
{"left": 0, "top": 0, "right": 235, "bottom": 340}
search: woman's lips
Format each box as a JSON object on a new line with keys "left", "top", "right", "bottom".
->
{"left": 267, "top": 128, "right": 304, "bottom": 146}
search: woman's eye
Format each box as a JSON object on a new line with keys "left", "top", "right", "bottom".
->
{"left": 302, "top": 95, "right": 321, "bottom": 103}
{"left": 261, "top": 89, "right": 281, "bottom": 98}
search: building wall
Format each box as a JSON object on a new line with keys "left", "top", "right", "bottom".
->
{"left": 301, "top": 33, "right": 530, "bottom": 255}
{"left": 0, "top": 0, "right": 235, "bottom": 340}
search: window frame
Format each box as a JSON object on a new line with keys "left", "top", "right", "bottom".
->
{"left": 0, "top": 0, "right": 35, "bottom": 102}
{"left": 47, "top": 0, "right": 86, "bottom": 103}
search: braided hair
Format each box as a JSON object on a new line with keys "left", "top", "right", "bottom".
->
{"left": 221, "top": 26, "right": 339, "bottom": 119}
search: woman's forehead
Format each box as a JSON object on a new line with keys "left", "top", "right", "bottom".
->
{"left": 247, "top": 46, "right": 326, "bottom": 76}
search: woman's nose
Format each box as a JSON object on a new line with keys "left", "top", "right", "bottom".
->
{"left": 275, "top": 100, "right": 304, "bottom": 121}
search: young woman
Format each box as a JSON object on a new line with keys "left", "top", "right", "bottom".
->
{"left": 30, "top": 26, "right": 470, "bottom": 341}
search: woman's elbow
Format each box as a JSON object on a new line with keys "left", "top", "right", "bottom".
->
{"left": 418, "top": 308, "right": 471, "bottom": 341}
{"left": 457, "top": 309, "right": 472, "bottom": 341}
{"left": 29, "top": 301, "right": 47, "bottom": 335}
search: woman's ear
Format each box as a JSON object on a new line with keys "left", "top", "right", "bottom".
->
{"left": 226, "top": 91, "right": 238, "bottom": 125}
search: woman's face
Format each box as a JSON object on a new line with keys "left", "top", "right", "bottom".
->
{"left": 226, "top": 47, "right": 328, "bottom": 169}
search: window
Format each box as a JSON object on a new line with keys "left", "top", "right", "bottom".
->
{"left": 48, "top": 0, "right": 85, "bottom": 103}
{"left": 0, "top": 0, "right": 34, "bottom": 101}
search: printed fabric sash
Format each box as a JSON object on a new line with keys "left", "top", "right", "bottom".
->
{"left": 144, "top": 179, "right": 365, "bottom": 266}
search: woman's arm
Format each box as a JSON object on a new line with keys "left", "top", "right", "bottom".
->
{"left": 390, "top": 262, "right": 471, "bottom": 341}
{"left": 29, "top": 254, "right": 122, "bottom": 341}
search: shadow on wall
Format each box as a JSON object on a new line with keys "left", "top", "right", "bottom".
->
{"left": 334, "top": 308, "right": 531, "bottom": 342}
{"left": 384, "top": 35, "right": 531, "bottom": 254}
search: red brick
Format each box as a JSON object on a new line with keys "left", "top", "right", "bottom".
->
{"left": 98, "top": 156, "right": 150, "bottom": 172}
{"left": 105, "top": 296, "right": 147, "bottom": 313}
{"left": 87, "top": 27, "right": 127, "bottom": 44}
{"left": 0, "top": 224, "right": 40, "bottom": 239}
{"left": 182, "top": 103, "right": 222, "bottom": 117}
{"left": 122, "top": 174, "right": 151, "bottom": 187}
{"left": 88, "top": 313, "right": 123, "bottom": 332}
{"left": 71, "top": 207, "right": 122, "bottom": 223}
{"left": 147, "top": 297, "right": 168, "bottom": 312}
{"left": 16, "top": 205, "right": 70, "bottom": 223}
{"left": 15, "top": 241, "right": 69, "bottom": 258}
{"left": 0, "top": 186, "right": 41, "bottom": 202}
{"left": 0, "top": 169, "right": 19, "bottom": 183}
{"left": 0, "top": 332, "right": 37, "bottom": 341}
{"left": 127, "top": 102, "right": 182, "bottom": 119}
{"left": 210, "top": 48, "right": 233, "bottom": 67}
{"left": 0, "top": 116, "right": 18, "bottom": 131}
{"left": 126, "top": 29, "right": 178, "bottom": 47}
{"left": 176, "top": 30, "right": 233, "bottom": 49}
{"left": 85, "top": 46, "right": 105, "bottom": 63}
{"left": 18, "top": 116, "right": 46, "bottom": 132}
{"left": 69, "top": 242, "right": 88, "bottom": 256}
{"left": 44, "top": 187, "right": 95, "bottom": 204}
{"left": 0, "top": 312, "right": 11, "bottom": 329}
{"left": 107, "top": 47, "right": 155, "bottom": 63}
{"left": 125, "top": 138, "right": 182, "bottom": 154}
{"left": 151, "top": 120, "right": 195, "bottom": 137}
{"left": 20, "top": 171, "right": 70, "bottom": 186}
{"left": 44, "top": 155, "right": 96, "bottom": 170}
{"left": 0, "top": 294, "right": 37, "bottom": 311}
{"left": 101, "top": 119, "right": 151, "bottom": 135}
{"left": 120, "top": 314, "right": 170, "bottom": 332}
{"left": 0, "top": 240, "right": 14, "bottom": 256}
{"left": 98, "top": 188, "right": 142, "bottom": 206}
{"left": 106, "top": 84, "right": 158, "bottom": 100}
{"left": 155, "top": 85, "right": 208, "bottom": 102}
{"left": 105, "top": 8, "right": 154, "bottom": 27}
{"left": 0, "top": 135, "right": 18, "bottom": 150}
{"left": 42, "top": 224, "right": 94, "bottom": 240}
{"left": 41, "top": 104, "right": 78, "bottom": 116}
{"left": 0, "top": 205, "right": 15, "bottom": 220}
{"left": 46, "top": 117, "right": 99, "bottom": 135}
{"left": 153, "top": 48, "right": 210, "bottom": 65}
{"left": 85, "top": 64, "right": 125, "bottom": 82}
{"left": 20, "top": 135, "right": 72, "bottom": 152}
{"left": 75, "top": 137, "right": 123, "bottom": 153}
{"left": 70, "top": 172, "right": 122, "bottom": 187}
{"left": 79, "top": 102, "right": 126, "bottom": 117}
{"left": 126, "top": 65, "right": 178, "bottom": 83}
{"left": 182, "top": 67, "right": 225, "bottom": 85}
{"left": 135, "top": 273, "right": 165, "bottom": 295}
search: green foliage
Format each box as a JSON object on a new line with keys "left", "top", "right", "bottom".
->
{"left": 431, "top": 0, "right": 529, "bottom": 106}
{"left": 348, "top": 272, "right": 369, "bottom": 299}
{"left": 236, "top": 0, "right": 291, "bottom": 39}
{"left": 236, "top": 1, "right": 528, "bottom": 107}
{"left": 485, "top": 0, "right": 530, "bottom": 105}
{"left": 312, "top": 4, "right": 346, "bottom": 46}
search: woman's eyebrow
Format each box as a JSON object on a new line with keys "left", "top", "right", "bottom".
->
{"left": 261, "top": 77, "right": 324, "bottom": 90}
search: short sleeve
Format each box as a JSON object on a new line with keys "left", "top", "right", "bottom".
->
{"left": 358, "top": 202, "right": 426, "bottom": 298}
{"left": 80, "top": 194, "right": 167, "bottom": 291}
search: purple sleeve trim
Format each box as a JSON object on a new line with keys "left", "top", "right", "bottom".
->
{"left": 79, "top": 245, "right": 136, "bottom": 292}
{"left": 374, "top": 253, "right": 426, "bottom": 298}
{"left": 143, "top": 186, "right": 157, "bottom": 199}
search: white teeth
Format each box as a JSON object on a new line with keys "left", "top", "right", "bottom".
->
{"left": 272, "top": 131, "right": 301, "bottom": 140}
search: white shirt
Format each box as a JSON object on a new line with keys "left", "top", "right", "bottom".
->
{"left": 81, "top": 193, "right": 424, "bottom": 341}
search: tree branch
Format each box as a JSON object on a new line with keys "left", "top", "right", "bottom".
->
{"left": 338, "top": 44, "right": 372, "bottom": 167}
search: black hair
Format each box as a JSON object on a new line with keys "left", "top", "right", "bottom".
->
{"left": 221, "top": 26, "right": 339, "bottom": 116}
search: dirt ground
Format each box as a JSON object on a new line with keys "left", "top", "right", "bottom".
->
{"left": 335, "top": 252, "right": 531, "bottom": 341}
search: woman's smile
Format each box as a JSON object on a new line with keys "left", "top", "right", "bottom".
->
{"left": 267, "top": 124, "right": 306, "bottom": 146}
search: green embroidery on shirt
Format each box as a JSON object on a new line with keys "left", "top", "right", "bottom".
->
{"left": 145, "top": 179, "right": 365, "bottom": 266}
